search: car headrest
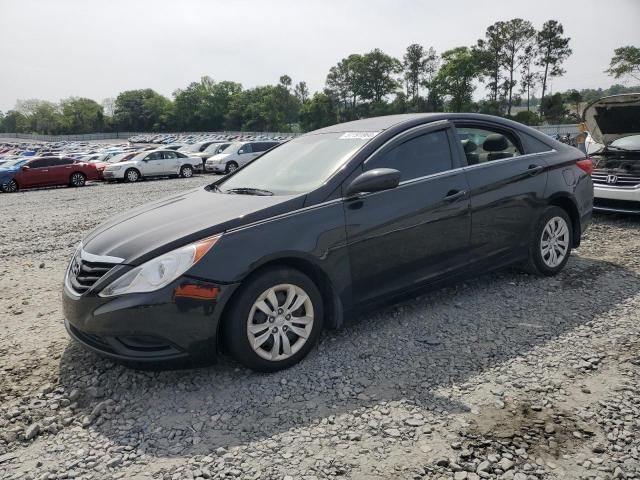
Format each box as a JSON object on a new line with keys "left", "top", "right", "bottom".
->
{"left": 461, "top": 139, "right": 478, "bottom": 154}
{"left": 483, "top": 134, "right": 509, "bottom": 152}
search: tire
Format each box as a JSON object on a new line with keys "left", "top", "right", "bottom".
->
{"left": 225, "top": 162, "right": 238, "bottom": 174}
{"left": 523, "top": 206, "right": 572, "bottom": 276}
{"left": 223, "top": 267, "right": 324, "bottom": 372}
{"left": 1, "top": 179, "right": 19, "bottom": 193}
{"left": 124, "top": 168, "right": 140, "bottom": 183}
{"left": 180, "top": 165, "right": 193, "bottom": 178}
{"left": 69, "top": 172, "right": 86, "bottom": 187}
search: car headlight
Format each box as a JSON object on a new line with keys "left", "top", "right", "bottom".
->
{"left": 99, "top": 234, "right": 221, "bottom": 297}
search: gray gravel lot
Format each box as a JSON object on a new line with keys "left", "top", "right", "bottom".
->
{"left": 1, "top": 177, "right": 639, "bottom": 480}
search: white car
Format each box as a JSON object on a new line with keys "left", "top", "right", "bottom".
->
{"left": 205, "top": 141, "right": 280, "bottom": 174}
{"left": 584, "top": 93, "right": 640, "bottom": 213}
{"left": 102, "top": 149, "right": 200, "bottom": 183}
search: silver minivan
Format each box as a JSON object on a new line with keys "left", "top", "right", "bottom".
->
{"left": 205, "top": 141, "right": 280, "bottom": 174}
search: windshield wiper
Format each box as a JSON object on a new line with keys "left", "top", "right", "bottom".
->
{"left": 224, "top": 187, "right": 274, "bottom": 196}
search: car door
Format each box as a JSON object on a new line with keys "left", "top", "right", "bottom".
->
{"left": 20, "top": 158, "right": 51, "bottom": 187}
{"left": 49, "top": 158, "right": 74, "bottom": 185}
{"left": 236, "top": 143, "right": 256, "bottom": 166}
{"left": 162, "top": 150, "right": 180, "bottom": 174}
{"left": 142, "top": 151, "right": 164, "bottom": 175}
{"left": 453, "top": 122, "right": 549, "bottom": 264}
{"left": 343, "top": 122, "right": 471, "bottom": 306}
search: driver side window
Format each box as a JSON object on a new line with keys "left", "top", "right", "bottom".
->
{"left": 456, "top": 127, "right": 521, "bottom": 166}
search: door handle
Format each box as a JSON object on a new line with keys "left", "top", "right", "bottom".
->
{"left": 444, "top": 189, "right": 466, "bottom": 202}
{"left": 527, "top": 164, "right": 544, "bottom": 176}
{"left": 42, "top": 169, "right": 49, "bottom": 172}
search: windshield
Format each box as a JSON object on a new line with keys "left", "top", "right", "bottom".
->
{"left": 1, "top": 159, "right": 28, "bottom": 168}
{"left": 204, "top": 142, "right": 224, "bottom": 153}
{"left": 611, "top": 135, "right": 640, "bottom": 151}
{"left": 217, "top": 133, "right": 373, "bottom": 195}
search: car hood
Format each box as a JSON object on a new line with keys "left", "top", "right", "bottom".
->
{"left": 106, "top": 160, "right": 136, "bottom": 169}
{"left": 82, "top": 186, "right": 304, "bottom": 265}
{"left": 583, "top": 93, "right": 640, "bottom": 146}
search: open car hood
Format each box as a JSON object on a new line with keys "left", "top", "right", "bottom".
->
{"left": 583, "top": 93, "right": 640, "bottom": 146}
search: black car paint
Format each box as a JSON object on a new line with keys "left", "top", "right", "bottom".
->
{"left": 63, "top": 113, "right": 592, "bottom": 362}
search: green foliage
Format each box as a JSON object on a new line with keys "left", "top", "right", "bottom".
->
{"left": 60, "top": 97, "right": 104, "bottom": 133}
{"left": 535, "top": 20, "right": 572, "bottom": 113}
{"left": 540, "top": 93, "right": 569, "bottom": 123}
{"left": 113, "top": 89, "right": 173, "bottom": 131}
{"left": 299, "top": 93, "right": 336, "bottom": 131}
{"left": 435, "top": 47, "right": 480, "bottom": 112}
{"left": 606, "top": 46, "right": 640, "bottom": 81}
{"left": 513, "top": 110, "right": 540, "bottom": 125}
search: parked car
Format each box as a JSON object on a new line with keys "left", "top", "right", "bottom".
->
{"left": 62, "top": 114, "right": 592, "bottom": 371}
{"left": 192, "top": 142, "right": 232, "bottom": 171}
{"left": 205, "top": 141, "right": 280, "bottom": 173}
{"left": 584, "top": 93, "right": 640, "bottom": 213}
{"left": 101, "top": 149, "right": 200, "bottom": 182}
{"left": 1, "top": 156, "right": 100, "bottom": 192}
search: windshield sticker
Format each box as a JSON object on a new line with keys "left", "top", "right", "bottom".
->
{"left": 339, "top": 132, "right": 379, "bottom": 140}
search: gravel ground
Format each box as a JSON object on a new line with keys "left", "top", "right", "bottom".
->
{"left": 1, "top": 177, "right": 639, "bottom": 480}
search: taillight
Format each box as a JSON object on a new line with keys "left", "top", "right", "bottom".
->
{"left": 576, "top": 158, "right": 593, "bottom": 175}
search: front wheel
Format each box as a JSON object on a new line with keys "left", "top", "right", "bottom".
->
{"left": 225, "top": 162, "right": 238, "bottom": 174}
{"left": 1, "top": 179, "right": 19, "bottom": 193}
{"left": 180, "top": 165, "right": 193, "bottom": 178}
{"left": 223, "top": 267, "right": 324, "bottom": 372}
{"left": 524, "top": 206, "right": 572, "bottom": 276}
{"left": 124, "top": 168, "right": 140, "bottom": 183}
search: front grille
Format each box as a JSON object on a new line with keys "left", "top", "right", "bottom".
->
{"left": 68, "top": 257, "right": 116, "bottom": 294}
{"left": 592, "top": 169, "right": 640, "bottom": 188}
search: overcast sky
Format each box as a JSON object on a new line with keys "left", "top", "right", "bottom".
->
{"left": 1, "top": 0, "right": 639, "bottom": 111}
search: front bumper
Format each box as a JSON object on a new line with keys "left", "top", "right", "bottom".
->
{"left": 205, "top": 163, "right": 225, "bottom": 173}
{"left": 102, "top": 169, "right": 125, "bottom": 180}
{"left": 593, "top": 184, "right": 640, "bottom": 213}
{"left": 62, "top": 275, "right": 240, "bottom": 362}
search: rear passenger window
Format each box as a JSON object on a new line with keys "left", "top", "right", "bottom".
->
{"left": 366, "top": 130, "right": 453, "bottom": 181}
{"left": 240, "top": 144, "right": 253, "bottom": 154}
{"left": 29, "top": 159, "right": 48, "bottom": 168}
{"left": 163, "top": 151, "right": 177, "bottom": 159}
{"left": 146, "top": 152, "right": 162, "bottom": 160}
{"left": 456, "top": 127, "right": 521, "bottom": 165}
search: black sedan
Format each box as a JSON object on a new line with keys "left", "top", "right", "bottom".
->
{"left": 63, "top": 114, "right": 593, "bottom": 372}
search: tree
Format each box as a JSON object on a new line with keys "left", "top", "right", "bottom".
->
{"left": 540, "top": 92, "right": 568, "bottom": 123}
{"left": 60, "top": 97, "right": 104, "bottom": 133}
{"left": 606, "top": 46, "right": 640, "bottom": 82}
{"left": 173, "top": 77, "right": 241, "bottom": 131}
{"left": 113, "top": 89, "right": 173, "bottom": 131}
{"left": 16, "top": 99, "right": 63, "bottom": 134}
{"left": 536, "top": 20, "right": 572, "bottom": 115}
{"left": 566, "top": 89, "right": 582, "bottom": 116}
{"left": 279, "top": 75, "right": 292, "bottom": 90}
{"left": 2, "top": 110, "right": 27, "bottom": 133}
{"left": 294, "top": 81, "right": 309, "bottom": 104}
{"left": 475, "top": 21, "right": 507, "bottom": 105}
{"left": 435, "top": 47, "right": 481, "bottom": 112}
{"left": 519, "top": 44, "right": 540, "bottom": 112}
{"left": 500, "top": 18, "right": 536, "bottom": 116}
{"left": 299, "top": 92, "right": 336, "bottom": 131}
{"left": 326, "top": 54, "right": 365, "bottom": 119}
{"left": 403, "top": 44, "right": 437, "bottom": 105}
{"left": 358, "top": 48, "right": 402, "bottom": 103}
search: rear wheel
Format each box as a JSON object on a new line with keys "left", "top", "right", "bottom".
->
{"left": 1, "top": 179, "right": 18, "bottom": 193}
{"left": 225, "top": 162, "right": 238, "bottom": 174}
{"left": 180, "top": 165, "right": 193, "bottom": 178}
{"left": 70, "top": 172, "right": 86, "bottom": 187}
{"left": 124, "top": 168, "right": 140, "bottom": 183}
{"left": 223, "top": 267, "right": 324, "bottom": 372}
{"left": 524, "top": 206, "right": 572, "bottom": 276}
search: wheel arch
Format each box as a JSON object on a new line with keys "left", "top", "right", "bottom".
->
{"left": 217, "top": 255, "right": 344, "bottom": 348}
{"left": 548, "top": 194, "right": 581, "bottom": 247}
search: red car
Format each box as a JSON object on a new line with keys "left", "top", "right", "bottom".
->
{"left": 3, "top": 157, "right": 100, "bottom": 192}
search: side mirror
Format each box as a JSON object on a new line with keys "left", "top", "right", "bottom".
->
{"left": 21, "top": 165, "right": 30, "bottom": 171}
{"left": 345, "top": 168, "right": 401, "bottom": 197}
{"left": 238, "top": 150, "right": 244, "bottom": 154}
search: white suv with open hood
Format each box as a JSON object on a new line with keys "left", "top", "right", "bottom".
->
{"left": 585, "top": 93, "right": 640, "bottom": 213}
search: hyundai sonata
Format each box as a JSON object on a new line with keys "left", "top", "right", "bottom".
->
{"left": 63, "top": 114, "right": 593, "bottom": 371}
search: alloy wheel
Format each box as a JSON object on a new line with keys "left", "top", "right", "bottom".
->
{"left": 540, "top": 216, "right": 569, "bottom": 268}
{"left": 181, "top": 166, "right": 193, "bottom": 178}
{"left": 2, "top": 180, "right": 18, "bottom": 193}
{"left": 71, "top": 173, "right": 85, "bottom": 187}
{"left": 246, "top": 283, "right": 314, "bottom": 361}
{"left": 226, "top": 163, "right": 237, "bottom": 173}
